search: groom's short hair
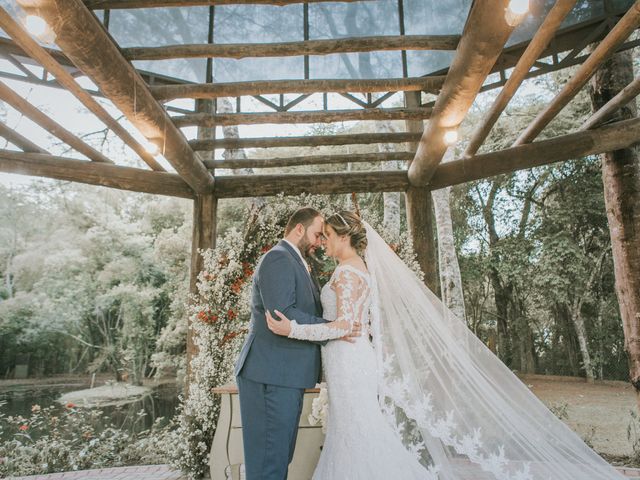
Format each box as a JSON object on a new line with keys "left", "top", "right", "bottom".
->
{"left": 285, "top": 207, "right": 321, "bottom": 235}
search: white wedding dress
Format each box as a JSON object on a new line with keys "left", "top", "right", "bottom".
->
{"left": 287, "top": 223, "right": 624, "bottom": 480}
{"left": 289, "top": 264, "right": 436, "bottom": 480}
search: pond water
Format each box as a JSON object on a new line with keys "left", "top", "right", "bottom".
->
{"left": 0, "top": 382, "right": 180, "bottom": 440}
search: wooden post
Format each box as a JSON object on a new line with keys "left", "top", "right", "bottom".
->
{"left": 188, "top": 194, "right": 218, "bottom": 384}
{"left": 406, "top": 186, "right": 438, "bottom": 293}
{"left": 588, "top": 50, "right": 640, "bottom": 406}
{"left": 186, "top": 99, "right": 217, "bottom": 388}
{"left": 404, "top": 92, "right": 438, "bottom": 292}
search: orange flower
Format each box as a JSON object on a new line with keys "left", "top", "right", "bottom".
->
{"left": 198, "top": 309, "right": 219, "bottom": 324}
{"left": 220, "top": 327, "right": 248, "bottom": 345}
{"left": 66, "top": 402, "right": 76, "bottom": 409}
{"left": 242, "top": 262, "right": 254, "bottom": 277}
{"left": 227, "top": 309, "right": 237, "bottom": 320}
{"left": 261, "top": 245, "right": 272, "bottom": 253}
{"left": 231, "top": 278, "right": 244, "bottom": 294}
{"left": 19, "top": 424, "right": 28, "bottom": 431}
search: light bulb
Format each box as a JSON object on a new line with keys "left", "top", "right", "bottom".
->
{"left": 25, "top": 15, "right": 47, "bottom": 37}
{"left": 508, "top": 0, "right": 529, "bottom": 15}
{"left": 443, "top": 129, "right": 458, "bottom": 146}
{"left": 144, "top": 139, "right": 160, "bottom": 155}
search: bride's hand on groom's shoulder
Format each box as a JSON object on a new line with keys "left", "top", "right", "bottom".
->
{"left": 266, "top": 309, "right": 292, "bottom": 337}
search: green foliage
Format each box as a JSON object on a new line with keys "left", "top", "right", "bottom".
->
{"left": 0, "top": 183, "right": 192, "bottom": 382}
{"left": 0, "top": 402, "right": 178, "bottom": 477}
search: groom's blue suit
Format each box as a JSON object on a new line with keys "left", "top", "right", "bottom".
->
{"left": 235, "top": 239, "right": 326, "bottom": 480}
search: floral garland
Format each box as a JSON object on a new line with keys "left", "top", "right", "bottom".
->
{"left": 170, "top": 194, "right": 422, "bottom": 478}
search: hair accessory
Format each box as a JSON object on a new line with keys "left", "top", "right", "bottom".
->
{"left": 335, "top": 213, "right": 350, "bottom": 228}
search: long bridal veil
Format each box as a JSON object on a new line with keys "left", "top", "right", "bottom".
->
{"left": 362, "top": 222, "right": 623, "bottom": 480}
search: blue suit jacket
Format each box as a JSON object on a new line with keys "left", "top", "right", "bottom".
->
{"left": 234, "top": 240, "right": 326, "bottom": 389}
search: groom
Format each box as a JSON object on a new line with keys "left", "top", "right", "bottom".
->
{"left": 234, "top": 207, "right": 350, "bottom": 480}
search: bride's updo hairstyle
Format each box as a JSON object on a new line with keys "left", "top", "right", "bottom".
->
{"left": 326, "top": 210, "right": 368, "bottom": 256}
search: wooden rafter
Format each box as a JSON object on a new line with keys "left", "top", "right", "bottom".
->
{"left": 432, "top": 116, "right": 640, "bottom": 189}
{"left": 172, "top": 108, "right": 432, "bottom": 127}
{"left": 0, "top": 149, "right": 194, "bottom": 198}
{"left": 17, "top": 0, "right": 214, "bottom": 193}
{"left": 205, "top": 151, "right": 414, "bottom": 169}
{"left": 122, "top": 35, "right": 460, "bottom": 61}
{"left": 0, "top": 79, "right": 113, "bottom": 163}
{"left": 514, "top": 0, "right": 640, "bottom": 145}
{"left": 0, "top": 7, "right": 165, "bottom": 171}
{"left": 580, "top": 76, "right": 640, "bottom": 131}
{"left": 190, "top": 132, "right": 422, "bottom": 150}
{"left": 213, "top": 170, "right": 408, "bottom": 198}
{"left": 209, "top": 116, "right": 640, "bottom": 198}
{"left": 84, "top": 0, "right": 372, "bottom": 8}
{"left": 3, "top": 116, "right": 639, "bottom": 201}
{"left": 463, "top": 0, "right": 577, "bottom": 158}
{"left": 407, "top": 0, "right": 516, "bottom": 186}
{"left": 0, "top": 121, "right": 48, "bottom": 153}
{"left": 150, "top": 77, "right": 445, "bottom": 102}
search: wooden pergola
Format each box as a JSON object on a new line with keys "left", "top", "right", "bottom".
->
{"left": 1, "top": 0, "right": 639, "bottom": 390}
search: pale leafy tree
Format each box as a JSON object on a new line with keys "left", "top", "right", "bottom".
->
{"left": 432, "top": 148, "right": 466, "bottom": 322}
{"left": 377, "top": 121, "right": 402, "bottom": 236}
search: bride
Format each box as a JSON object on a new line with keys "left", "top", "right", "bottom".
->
{"left": 266, "top": 210, "right": 624, "bottom": 480}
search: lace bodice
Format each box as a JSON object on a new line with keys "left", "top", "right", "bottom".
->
{"left": 289, "top": 264, "right": 371, "bottom": 342}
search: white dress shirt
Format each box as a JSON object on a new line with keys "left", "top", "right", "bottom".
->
{"left": 283, "top": 239, "right": 311, "bottom": 275}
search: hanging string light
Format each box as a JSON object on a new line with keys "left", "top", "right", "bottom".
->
{"left": 143, "top": 139, "right": 160, "bottom": 156}
{"left": 505, "top": 0, "right": 529, "bottom": 26}
{"left": 443, "top": 129, "right": 458, "bottom": 146}
{"left": 24, "top": 15, "right": 47, "bottom": 37}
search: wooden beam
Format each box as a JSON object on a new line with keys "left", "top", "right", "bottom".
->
{"left": 213, "top": 170, "right": 409, "bottom": 198}
{"left": 0, "top": 7, "right": 165, "bottom": 171}
{"left": 85, "top": 0, "right": 372, "bottom": 8}
{"left": 0, "top": 121, "right": 48, "bottom": 153}
{"left": 408, "top": 0, "right": 517, "bottom": 186}
{"left": 173, "top": 108, "right": 432, "bottom": 127}
{"left": 0, "top": 149, "right": 194, "bottom": 198}
{"left": 464, "top": 0, "right": 577, "bottom": 158}
{"left": 430, "top": 117, "right": 640, "bottom": 189}
{"left": 580, "top": 75, "right": 640, "bottom": 130}
{"left": 150, "top": 77, "right": 446, "bottom": 102}
{"left": 0, "top": 79, "right": 113, "bottom": 163}
{"left": 18, "top": 0, "right": 214, "bottom": 193}
{"left": 190, "top": 132, "right": 422, "bottom": 150}
{"left": 205, "top": 151, "right": 414, "bottom": 169}
{"left": 514, "top": 0, "right": 640, "bottom": 145}
{"left": 122, "top": 35, "right": 460, "bottom": 61}
{"left": 198, "top": 117, "right": 640, "bottom": 199}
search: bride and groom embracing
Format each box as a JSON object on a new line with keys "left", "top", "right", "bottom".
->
{"left": 234, "top": 207, "right": 624, "bottom": 480}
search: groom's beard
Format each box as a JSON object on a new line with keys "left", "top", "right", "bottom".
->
{"left": 298, "top": 236, "right": 312, "bottom": 258}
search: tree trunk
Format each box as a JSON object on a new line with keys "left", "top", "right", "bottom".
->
{"left": 480, "top": 181, "right": 512, "bottom": 364}
{"left": 377, "top": 121, "right": 401, "bottom": 237}
{"left": 588, "top": 50, "right": 640, "bottom": 402}
{"left": 569, "top": 303, "right": 595, "bottom": 382}
{"left": 432, "top": 148, "right": 466, "bottom": 321}
{"left": 513, "top": 294, "right": 536, "bottom": 374}
{"left": 217, "top": 97, "right": 265, "bottom": 209}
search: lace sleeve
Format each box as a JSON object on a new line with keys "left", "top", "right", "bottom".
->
{"left": 288, "top": 267, "right": 364, "bottom": 341}
{"left": 289, "top": 320, "right": 350, "bottom": 341}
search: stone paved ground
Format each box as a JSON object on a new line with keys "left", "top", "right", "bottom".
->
{"left": 5, "top": 464, "right": 640, "bottom": 479}
{"left": 7, "top": 465, "right": 187, "bottom": 480}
